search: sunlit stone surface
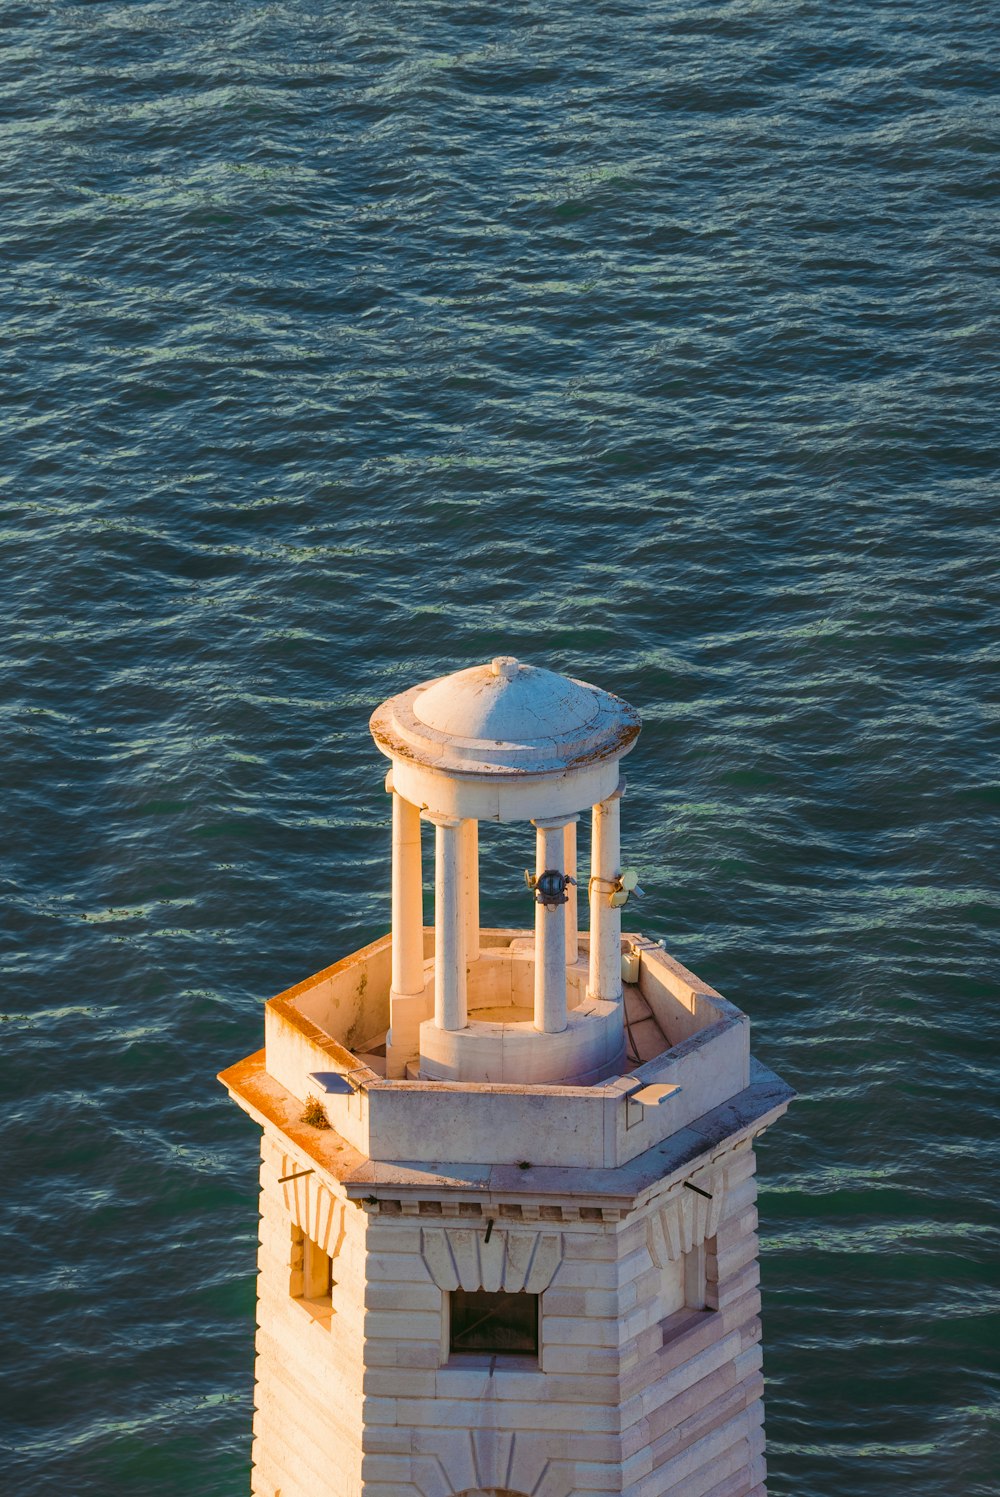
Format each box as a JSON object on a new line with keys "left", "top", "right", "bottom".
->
{"left": 220, "top": 658, "right": 794, "bottom": 1497}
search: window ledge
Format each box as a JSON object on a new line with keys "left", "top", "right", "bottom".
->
{"left": 293, "top": 1298, "right": 334, "bottom": 1327}
{"left": 660, "top": 1305, "right": 716, "bottom": 1348}
{"left": 442, "top": 1353, "right": 541, "bottom": 1375}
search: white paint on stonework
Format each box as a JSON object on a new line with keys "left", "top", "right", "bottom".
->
{"left": 421, "top": 1227, "right": 562, "bottom": 1294}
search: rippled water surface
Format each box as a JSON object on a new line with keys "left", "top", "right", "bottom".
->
{"left": 2, "top": 2, "right": 998, "bottom": 1493}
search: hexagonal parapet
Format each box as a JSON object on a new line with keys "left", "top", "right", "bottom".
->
{"left": 246, "top": 929, "right": 773, "bottom": 1174}
{"left": 220, "top": 928, "right": 794, "bottom": 1497}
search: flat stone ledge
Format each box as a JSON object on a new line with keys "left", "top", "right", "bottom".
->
{"left": 219, "top": 1051, "right": 793, "bottom": 1214}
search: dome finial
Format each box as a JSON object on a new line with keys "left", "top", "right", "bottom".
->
{"left": 491, "top": 655, "right": 519, "bottom": 680}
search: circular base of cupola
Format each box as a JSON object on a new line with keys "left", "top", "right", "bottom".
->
{"left": 418, "top": 997, "right": 626, "bottom": 1086}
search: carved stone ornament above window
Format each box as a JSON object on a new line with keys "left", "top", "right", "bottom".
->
{"left": 280, "top": 1154, "right": 347, "bottom": 1263}
{"left": 421, "top": 1226, "right": 562, "bottom": 1294}
{"left": 646, "top": 1168, "right": 726, "bottom": 1267}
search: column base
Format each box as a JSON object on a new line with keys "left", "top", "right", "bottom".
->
{"left": 386, "top": 987, "right": 432, "bottom": 1078}
{"left": 419, "top": 1000, "right": 625, "bottom": 1085}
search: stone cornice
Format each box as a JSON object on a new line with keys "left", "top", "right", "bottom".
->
{"left": 219, "top": 1050, "right": 793, "bottom": 1218}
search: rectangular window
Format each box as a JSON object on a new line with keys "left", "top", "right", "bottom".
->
{"left": 684, "top": 1240, "right": 708, "bottom": 1309}
{"left": 661, "top": 1237, "right": 717, "bottom": 1345}
{"left": 449, "top": 1289, "right": 538, "bottom": 1357}
{"left": 290, "top": 1225, "right": 334, "bottom": 1321}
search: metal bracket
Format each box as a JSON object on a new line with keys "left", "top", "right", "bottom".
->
{"left": 589, "top": 868, "right": 645, "bottom": 908}
{"left": 684, "top": 1181, "right": 713, "bottom": 1201}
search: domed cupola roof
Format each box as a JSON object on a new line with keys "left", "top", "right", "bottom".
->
{"left": 371, "top": 656, "right": 640, "bottom": 779}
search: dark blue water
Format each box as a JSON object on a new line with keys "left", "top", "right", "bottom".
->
{"left": 2, "top": 2, "right": 997, "bottom": 1493}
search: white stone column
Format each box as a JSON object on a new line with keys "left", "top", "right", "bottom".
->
{"left": 532, "top": 817, "right": 571, "bottom": 1034}
{"left": 461, "top": 819, "right": 479, "bottom": 964}
{"left": 564, "top": 817, "right": 579, "bottom": 965}
{"left": 589, "top": 789, "right": 623, "bottom": 1004}
{"left": 428, "top": 814, "right": 467, "bottom": 1032}
{"left": 385, "top": 786, "right": 427, "bottom": 1079}
{"left": 390, "top": 791, "right": 424, "bottom": 998}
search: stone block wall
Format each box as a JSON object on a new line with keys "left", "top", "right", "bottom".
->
{"left": 360, "top": 1144, "right": 766, "bottom": 1497}
{"left": 248, "top": 1128, "right": 767, "bottom": 1497}
{"left": 359, "top": 1208, "right": 625, "bottom": 1497}
{"left": 251, "top": 1130, "right": 369, "bottom": 1497}
{"left": 618, "top": 1145, "right": 766, "bottom": 1497}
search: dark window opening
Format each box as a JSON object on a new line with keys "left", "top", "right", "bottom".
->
{"left": 450, "top": 1289, "right": 538, "bottom": 1356}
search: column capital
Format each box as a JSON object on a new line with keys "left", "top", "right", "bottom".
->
{"left": 531, "top": 813, "right": 580, "bottom": 830}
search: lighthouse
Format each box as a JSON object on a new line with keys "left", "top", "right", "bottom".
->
{"left": 220, "top": 656, "right": 794, "bottom": 1497}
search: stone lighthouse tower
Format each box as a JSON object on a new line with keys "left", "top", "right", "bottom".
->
{"left": 220, "top": 657, "right": 794, "bottom": 1497}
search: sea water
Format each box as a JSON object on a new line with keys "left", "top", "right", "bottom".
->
{"left": 1, "top": 3, "right": 997, "bottom": 1493}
